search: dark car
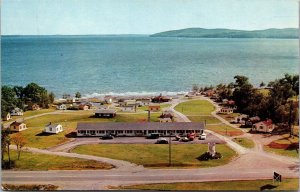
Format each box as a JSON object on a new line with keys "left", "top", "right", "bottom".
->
{"left": 100, "top": 134, "right": 114, "bottom": 140}
{"left": 146, "top": 133, "right": 160, "bottom": 139}
{"left": 155, "top": 138, "right": 169, "bottom": 144}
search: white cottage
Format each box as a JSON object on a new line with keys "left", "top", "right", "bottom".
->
{"left": 57, "top": 104, "right": 67, "bottom": 110}
{"left": 44, "top": 123, "right": 63, "bottom": 134}
{"left": 10, "top": 108, "right": 24, "bottom": 116}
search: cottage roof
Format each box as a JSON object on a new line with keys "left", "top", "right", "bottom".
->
{"left": 95, "top": 109, "right": 117, "bottom": 114}
{"left": 10, "top": 121, "right": 25, "bottom": 126}
{"left": 77, "top": 122, "right": 204, "bottom": 131}
{"left": 46, "top": 123, "right": 61, "bottom": 128}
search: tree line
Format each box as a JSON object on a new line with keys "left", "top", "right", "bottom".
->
{"left": 193, "top": 74, "right": 299, "bottom": 130}
{"left": 1, "top": 83, "right": 55, "bottom": 115}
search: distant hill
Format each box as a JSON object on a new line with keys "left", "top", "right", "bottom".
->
{"left": 150, "top": 28, "right": 299, "bottom": 39}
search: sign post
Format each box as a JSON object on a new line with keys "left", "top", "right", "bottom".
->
{"left": 273, "top": 172, "right": 282, "bottom": 184}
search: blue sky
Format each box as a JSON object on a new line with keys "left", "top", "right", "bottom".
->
{"left": 2, "top": 0, "right": 299, "bottom": 35}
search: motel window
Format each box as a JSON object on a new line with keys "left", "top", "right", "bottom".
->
{"left": 50, "top": 128, "right": 52, "bottom": 131}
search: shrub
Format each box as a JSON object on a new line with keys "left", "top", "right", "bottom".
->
{"left": 197, "top": 152, "right": 222, "bottom": 161}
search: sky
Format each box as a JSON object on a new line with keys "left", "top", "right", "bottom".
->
{"left": 2, "top": 0, "right": 299, "bottom": 35}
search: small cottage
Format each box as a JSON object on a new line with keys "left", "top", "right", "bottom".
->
{"left": 120, "top": 105, "right": 136, "bottom": 112}
{"left": 159, "top": 113, "right": 174, "bottom": 123}
{"left": 79, "top": 104, "right": 89, "bottom": 110}
{"left": 95, "top": 109, "right": 117, "bottom": 118}
{"left": 57, "top": 104, "right": 67, "bottom": 110}
{"left": 231, "top": 114, "right": 248, "bottom": 124}
{"left": 2, "top": 112, "right": 12, "bottom": 121}
{"left": 137, "top": 98, "right": 151, "bottom": 106}
{"left": 31, "top": 104, "right": 40, "bottom": 111}
{"left": 10, "top": 121, "right": 27, "bottom": 132}
{"left": 252, "top": 119, "right": 275, "bottom": 133}
{"left": 149, "top": 105, "right": 161, "bottom": 112}
{"left": 219, "top": 107, "right": 233, "bottom": 114}
{"left": 44, "top": 123, "right": 63, "bottom": 134}
{"left": 10, "top": 108, "right": 24, "bottom": 116}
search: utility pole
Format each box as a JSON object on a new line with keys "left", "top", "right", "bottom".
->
{"left": 169, "top": 132, "right": 172, "bottom": 166}
{"left": 289, "top": 100, "right": 293, "bottom": 138}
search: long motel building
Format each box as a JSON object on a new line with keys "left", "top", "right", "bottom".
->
{"left": 76, "top": 122, "right": 205, "bottom": 137}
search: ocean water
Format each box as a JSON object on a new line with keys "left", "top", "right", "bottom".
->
{"left": 1, "top": 35, "right": 298, "bottom": 97}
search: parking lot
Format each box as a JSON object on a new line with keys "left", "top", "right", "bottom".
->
{"left": 75, "top": 132, "right": 225, "bottom": 144}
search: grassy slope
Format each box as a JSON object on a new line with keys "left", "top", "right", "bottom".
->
{"left": 112, "top": 179, "right": 299, "bottom": 191}
{"left": 23, "top": 108, "right": 56, "bottom": 118}
{"left": 232, "top": 138, "right": 255, "bottom": 148}
{"left": 3, "top": 150, "right": 113, "bottom": 170}
{"left": 174, "top": 100, "right": 215, "bottom": 115}
{"left": 187, "top": 116, "right": 221, "bottom": 124}
{"left": 13, "top": 112, "right": 160, "bottom": 149}
{"left": 72, "top": 144, "right": 237, "bottom": 168}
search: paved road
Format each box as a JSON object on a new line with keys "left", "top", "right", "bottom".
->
{"left": 2, "top": 150, "right": 298, "bottom": 190}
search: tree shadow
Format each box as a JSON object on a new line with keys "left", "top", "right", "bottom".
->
{"left": 65, "top": 132, "right": 77, "bottom": 138}
{"left": 260, "top": 184, "right": 277, "bottom": 191}
{"left": 35, "top": 132, "right": 56, "bottom": 136}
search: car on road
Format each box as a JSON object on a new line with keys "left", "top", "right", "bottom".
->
{"left": 155, "top": 138, "right": 168, "bottom": 144}
{"left": 199, "top": 133, "right": 207, "bottom": 140}
{"left": 146, "top": 133, "right": 160, "bottom": 139}
{"left": 175, "top": 134, "right": 181, "bottom": 141}
{"left": 100, "top": 134, "right": 114, "bottom": 140}
{"left": 187, "top": 133, "right": 195, "bottom": 141}
{"left": 180, "top": 137, "right": 189, "bottom": 142}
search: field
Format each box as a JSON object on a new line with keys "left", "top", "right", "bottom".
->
{"left": 206, "top": 124, "right": 244, "bottom": 136}
{"left": 187, "top": 115, "right": 221, "bottom": 124}
{"left": 111, "top": 179, "right": 299, "bottom": 191}
{"left": 11, "top": 111, "right": 161, "bottom": 149}
{"left": 174, "top": 100, "right": 215, "bottom": 115}
{"left": 218, "top": 113, "right": 240, "bottom": 122}
{"left": 23, "top": 108, "right": 56, "bottom": 118}
{"left": 71, "top": 144, "right": 237, "bottom": 168}
{"left": 232, "top": 137, "right": 255, "bottom": 148}
{"left": 137, "top": 103, "right": 172, "bottom": 112}
{"left": 3, "top": 150, "right": 113, "bottom": 170}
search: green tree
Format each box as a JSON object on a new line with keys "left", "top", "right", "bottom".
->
{"left": 48, "top": 92, "right": 55, "bottom": 104}
{"left": 232, "top": 75, "right": 256, "bottom": 114}
{"left": 259, "top": 82, "right": 265, "bottom": 87}
{"left": 1, "top": 86, "right": 17, "bottom": 114}
{"left": 75, "top": 92, "right": 82, "bottom": 98}
{"left": 23, "top": 83, "right": 47, "bottom": 104}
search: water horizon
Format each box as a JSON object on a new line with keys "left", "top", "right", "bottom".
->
{"left": 2, "top": 35, "right": 298, "bottom": 98}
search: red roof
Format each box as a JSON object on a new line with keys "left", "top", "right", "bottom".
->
{"left": 262, "top": 119, "right": 273, "bottom": 126}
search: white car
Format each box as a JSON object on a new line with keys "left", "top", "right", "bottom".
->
{"left": 199, "top": 133, "right": 207, "bottom": 140}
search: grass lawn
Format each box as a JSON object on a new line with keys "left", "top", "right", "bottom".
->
{"left": 206, "top": 124, "right": 244, "bottom": 137}
{"left": 218, "top": 113, "right": 240, "bottom": 122}
{"left": 111, "top": 179, "right": 299, "bottom": 191}
{"left": 13, "top": 112, "right": 161, "bottom": 149}
{"left": 187, "top": 115, "right": 221, "bottom": 124}
{"left": 3, "top": 150, "right": 113, "bottom": 170}
{"left": 71, "top": 144, "right": 237, "bottom": 168}
{"left": 23, "top": 108, "right": 56, "bottom": 118}
{"left": 264, "top": 134, "right": 299, "bottom": 158}
{"left": 232, "top": 138, "right": 255, "bottom": 148}
{"left": 174, "top": 100, "right": 215, "bottom": 115}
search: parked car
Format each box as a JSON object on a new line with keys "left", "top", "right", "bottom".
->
{"left": 175, "top": 134, "right": 181, "bottom": 141}
{"left": 146, "top": 133, "right": 160, "bottom": 139}
{"left": 199, "top": 133, "right": 207, "bottom": 140}
{"left": 100, "top": 134, "right": 114, "bottom": 140}
{"left": 180, "top": 137, "right": 189, "bottom": 142}
{"left": 155, "top": 138, "right": 168, "bottom": 144}
{"left": 187, "top": 133, "right": 195, "bottom": 141}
